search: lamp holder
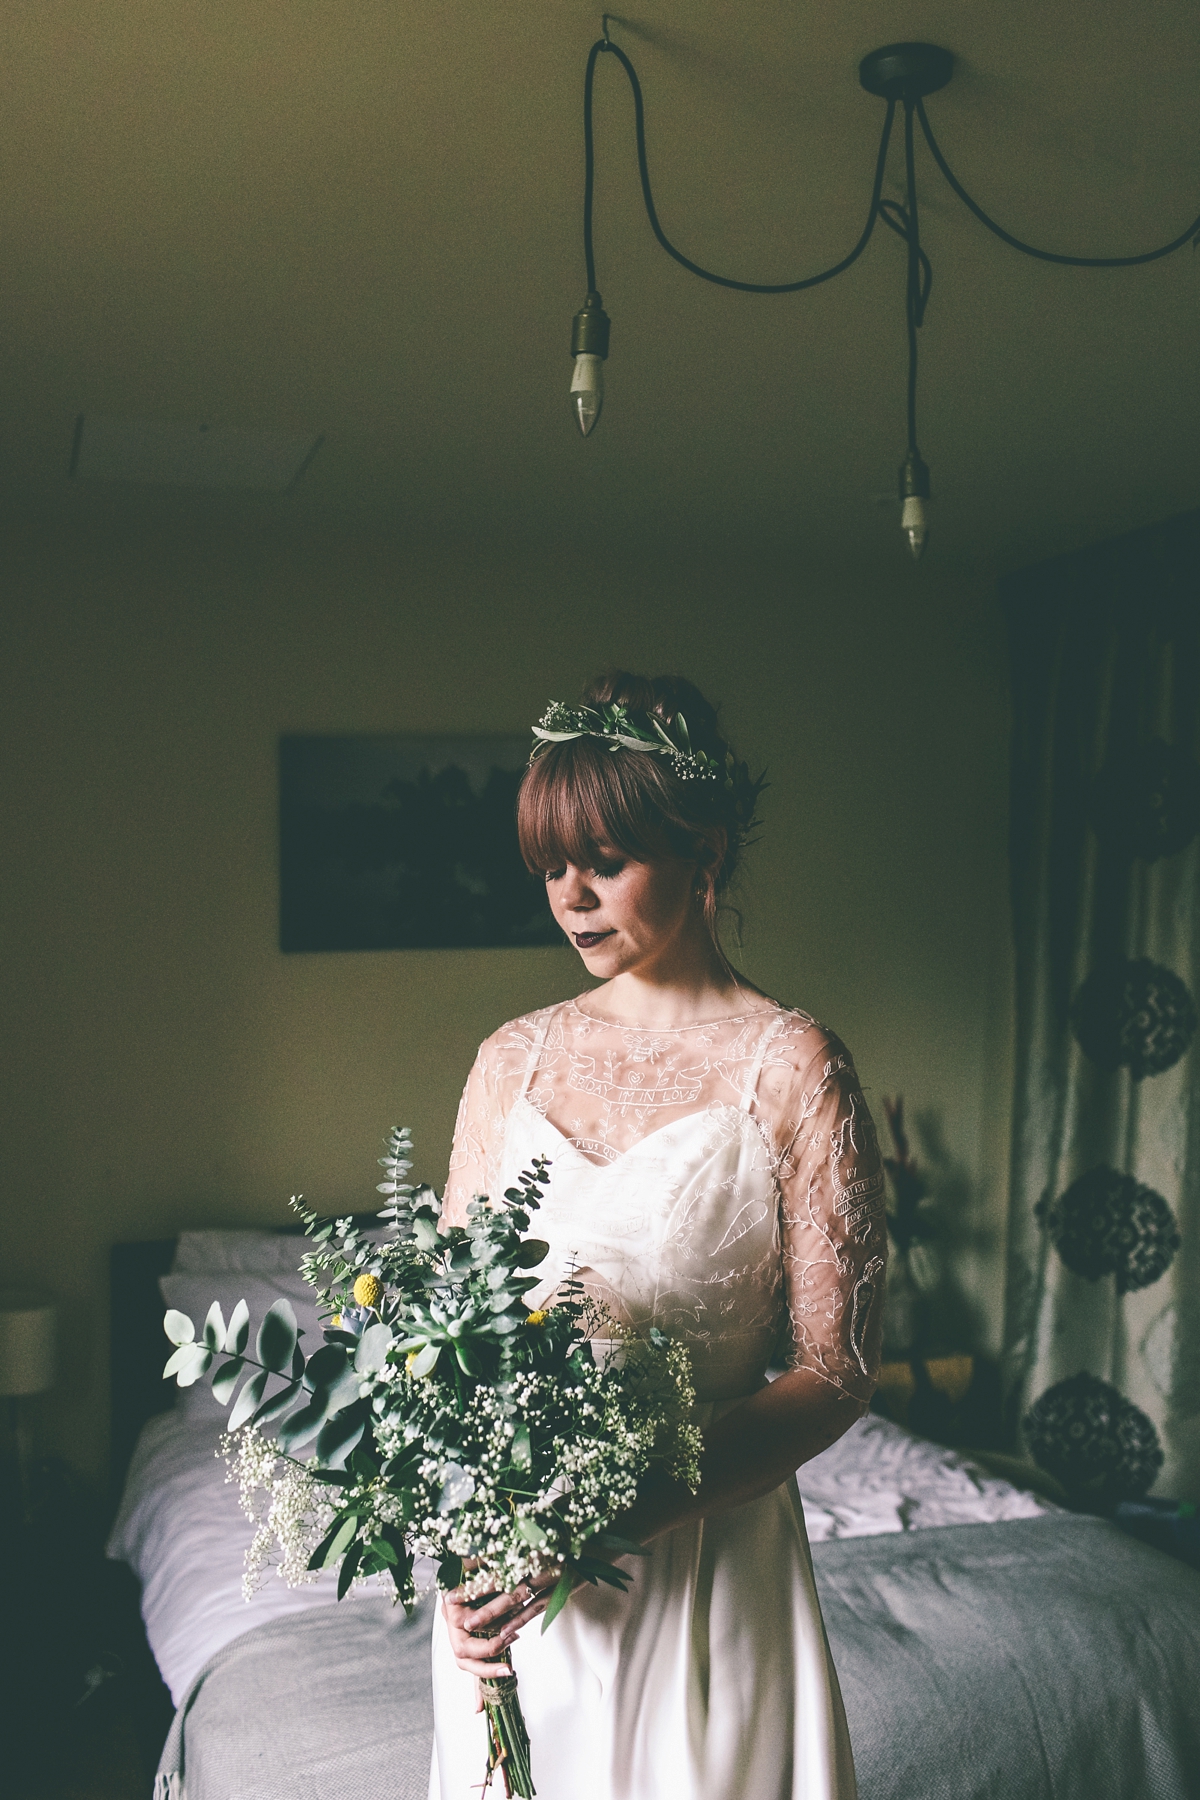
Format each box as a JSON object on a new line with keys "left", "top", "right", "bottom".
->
{"left": 858, "top": 43, "right": 954, "bottom": 103}
{"left": 898, "top": 449, "right": 931, "bottom": 502}
{"left": 571, "top": 292, "right": 611, "bottom": 360}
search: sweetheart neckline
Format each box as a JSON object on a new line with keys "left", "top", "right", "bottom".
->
{"left": 508, "top": 1093, "right": 761, "bottom": 1172}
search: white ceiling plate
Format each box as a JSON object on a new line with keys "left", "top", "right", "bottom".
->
{"left": 69, "top": 415, "right": 324, "bottom": 492}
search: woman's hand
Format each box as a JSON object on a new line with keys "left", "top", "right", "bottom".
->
{"left": 442, "top": 1570, "right": 560, "bottom": 1695}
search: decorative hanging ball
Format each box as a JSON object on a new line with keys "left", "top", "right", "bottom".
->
{"left": 1024, "top": 1371, "right": 1163, "bottom": 1508}
{"left": 1036, "top": 1166, "right": 1180, "bottom": 1293}
{"left": 1090, "top": 739, "right": 1200, "bottom": 863}
{"left": 1071, "top": 957, "right": 1197, "bottom": 1078}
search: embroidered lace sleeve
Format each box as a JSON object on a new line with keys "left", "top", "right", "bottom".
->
{"left": 774, "top": 1036, "right": 888, "bottom": 1407}
{"left": 441, "top": 1044, "right": 503, "bottom": 1229}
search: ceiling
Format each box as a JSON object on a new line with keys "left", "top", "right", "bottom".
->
{"left": 2, "top": 1, "right": 1198, "bottom": 573}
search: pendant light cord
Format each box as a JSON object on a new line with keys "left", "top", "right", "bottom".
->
{"left": 914, "top": 97, "right": 1200, "bottom": 267}
{"left": 583, "top": 37, "right": 896, "bottom": 296}
{"left": 903, "top": 100, "right": 923, "bottom": 457}
{"left": 579, "top": 28, "right": 1200, "bottom": 493}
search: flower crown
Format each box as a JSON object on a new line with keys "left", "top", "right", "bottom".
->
{"left": 530, "top": 701, "right": 767, "bottom": 842}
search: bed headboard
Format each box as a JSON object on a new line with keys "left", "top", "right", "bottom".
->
{"left": 110, "top": 1237, "right": 179, "bottom": 1506}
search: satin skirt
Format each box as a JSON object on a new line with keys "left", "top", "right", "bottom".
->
{"left": 428, "top": 1426, "right": 857, "bottom": 1800}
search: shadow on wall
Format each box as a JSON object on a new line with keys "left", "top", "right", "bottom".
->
{"left": 881, "top": 1106, "right": 992, "bottom": 1361}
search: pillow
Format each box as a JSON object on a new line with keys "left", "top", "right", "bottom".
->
{"left": 171, "top": 1225, "right": 393, "bottom": 1274}
{"left": 158, "top": 1270, "right": 328, "bottom": 1418}
{"left": 171, "top": 1230, "right": 311, "bottom": 1275}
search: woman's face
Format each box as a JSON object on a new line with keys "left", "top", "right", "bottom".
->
{"left": 544, "top": 847, "right": 701, "bottom": 980}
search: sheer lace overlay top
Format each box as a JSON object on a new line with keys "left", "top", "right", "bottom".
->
{"left": 442, "top": 999, "right": 887, "bottom": 1407}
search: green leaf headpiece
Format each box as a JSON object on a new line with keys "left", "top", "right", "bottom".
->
{"left": 530, "top": 701, "right": 766, "bottom": 844}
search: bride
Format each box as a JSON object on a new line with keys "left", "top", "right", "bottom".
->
{"left": 429, "top": 671, "right": 887, "bottom": 1800}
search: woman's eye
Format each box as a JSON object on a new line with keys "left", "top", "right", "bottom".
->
{"left": 592, "top": 861, "right": 624, "bottom": 879}
{"left": 544, "top": 868, "right": 565, "bottom": 883}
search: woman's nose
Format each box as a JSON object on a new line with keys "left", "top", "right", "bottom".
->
{"left": 559, "top": 867, "right": 597, "bottom": 910}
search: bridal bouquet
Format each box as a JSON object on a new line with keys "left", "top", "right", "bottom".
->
{"left": 162, "top": 1129, "right": 702, "bottom": 1798}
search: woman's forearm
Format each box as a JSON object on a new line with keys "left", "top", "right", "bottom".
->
{"left": 619, "top": 1370, "right": 864, "bottom": 1543}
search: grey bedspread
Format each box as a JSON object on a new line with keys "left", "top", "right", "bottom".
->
{"left": 157, "top": 1515, "right": 1200, "bottom": 1800}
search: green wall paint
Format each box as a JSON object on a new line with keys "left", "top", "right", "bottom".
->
{"left": 0, "top": 504, "right": 1013, "bottom": 1484}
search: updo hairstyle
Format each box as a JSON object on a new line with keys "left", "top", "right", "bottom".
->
{"left": 517, "top": 670, "right": 762, "bottom": 943}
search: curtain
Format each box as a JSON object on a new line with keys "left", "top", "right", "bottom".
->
{"left": 1002, "top": 509, "right": 1200, "bottom": 1506}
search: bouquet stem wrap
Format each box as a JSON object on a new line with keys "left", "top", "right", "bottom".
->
{"left": 479, "top": 1673, "right": 535, "bottom": 1798}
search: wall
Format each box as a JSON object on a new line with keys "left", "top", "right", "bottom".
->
{"left": 0, "top": 498, "right": 1014, "bottom": 1485}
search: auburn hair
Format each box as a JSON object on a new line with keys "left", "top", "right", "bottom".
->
{"left": 517, "top": 671, "right": 756, "bottom": 944}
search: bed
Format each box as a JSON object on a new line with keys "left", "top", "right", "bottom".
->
{"left": 106, "top": 1230, "right": 1200, "bottom": 1800}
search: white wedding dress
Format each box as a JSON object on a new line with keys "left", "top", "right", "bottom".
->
{"left": 428, "top": 998, "right": 887, "bottom": 1800}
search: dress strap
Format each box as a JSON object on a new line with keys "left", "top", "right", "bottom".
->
{"left": 517, "top": 1010, "right": 555, "bottom": 1102}
{"left": 739, "top": 1012, "right": 787, "bottom": 1114}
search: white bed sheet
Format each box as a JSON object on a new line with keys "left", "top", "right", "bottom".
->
{"left": 107, "top": 1404, "right": 1053, "bottom": 1706}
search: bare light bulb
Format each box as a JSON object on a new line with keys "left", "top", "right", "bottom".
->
{"left": 901, "top": 494, "right": 928, "bottom": 560}
{"left": 898, "top": 449, "right": 931, "bottom": 561}
{"left": 571, "top": 353, "right": 604, "bottom": 437}
{"left": 569, "top": 291, "right": 611, "bottom": 437}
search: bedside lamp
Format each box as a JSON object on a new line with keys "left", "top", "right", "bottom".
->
{"left": 0, "top": 1295, "right": 56, "bottom": 1522}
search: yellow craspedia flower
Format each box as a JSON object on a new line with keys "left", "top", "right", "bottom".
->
{"left": 353, "top": 1273, "right": 383, "bottom": 1309}
{"left": 526, "top": 1309, "right": 548, "bottom": 1327}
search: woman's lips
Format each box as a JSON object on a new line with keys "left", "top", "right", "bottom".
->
{"left": 573, "top": 930, "right": 615, "bottom": 949}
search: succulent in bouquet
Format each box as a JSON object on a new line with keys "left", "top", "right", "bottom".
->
{"left": 162, "top": 1129, "right": 702, "bottom": 1798}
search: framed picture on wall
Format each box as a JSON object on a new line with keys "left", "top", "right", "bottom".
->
{"left": 279, "top": 735, "right": 561, "bottom": 953}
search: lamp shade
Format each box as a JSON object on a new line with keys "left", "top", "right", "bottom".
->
{"left": 0, "top": 1296, "right": 56, "bottom": 1397}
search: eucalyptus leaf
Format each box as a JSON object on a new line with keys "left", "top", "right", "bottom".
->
{"left": 511, "top": 1239, "right": 550, "bottom": 1269}
{"left": 304, "top": 1344, "right": 349, "bottom": 1388}
{"left": 175, "top": 1346, "right": 213, "bottom": 1388}
{"left": 354, "top": 1322, "right": 393, "bottom": 1375}
{"left": 163, "top": 1309, "right": 195, "bottom": 1347}
{"left": 256, "top": 1299, "right": 298, "bottom": 1374}
{"left": 163, "top": 1343, "right": 202, "bottom": 1381}
{"left": 210, "top": 1357, "right": 245, "bottom": 1404}
{"left": 203, "top": 1301, "right": 227, "bottom": 1352}
{"left": 224, "top": 1299, "right": 250, "bottom": 1356}
{"left": 412, "top": 1218, "right": 440, "bottom": 1251}
{"left": 228, "top": 1369, "right": 269, "bottom": 1431}
{"left": 315, "top": 1406, "right": 366, "bottom": 1467}
{"left": 251, "top": 1378, "right": 303, "bottom": 1427}
{"left": 277, "top": 1392, "right": 330, "bottom": 1451}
